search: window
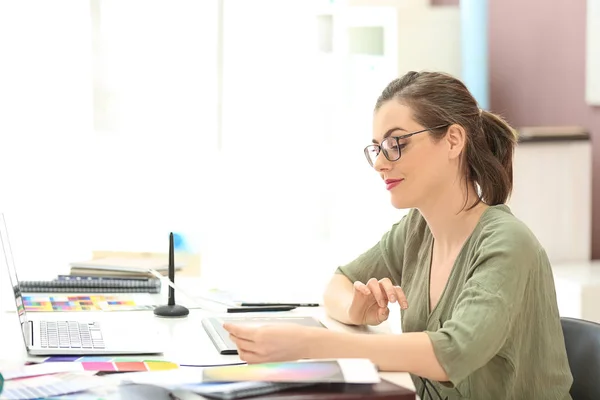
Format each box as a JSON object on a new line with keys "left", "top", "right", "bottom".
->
{"left": 0, "top": 0, "right": 408, "bottom": 285}
{"left": 88, "top": 0, "right": 220, "bottom": 257}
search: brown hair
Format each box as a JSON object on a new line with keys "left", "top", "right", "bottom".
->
{"left": 375, "top": 71, "right": 518, "bottom": 209}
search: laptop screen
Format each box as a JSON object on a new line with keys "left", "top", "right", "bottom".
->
{"left": 0, "top": 213, "right": 31, "bottom": 347}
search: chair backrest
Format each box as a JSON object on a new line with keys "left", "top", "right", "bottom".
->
{"left": 561, "top": 317, "right": 600, "bottom": 400}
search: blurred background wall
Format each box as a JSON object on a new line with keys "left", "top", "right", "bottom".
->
{"left": 488, "top": 0, "right": 600, "bottom": 259}
{"left": 436, "top": 0, "right": 600, "bottom": 259}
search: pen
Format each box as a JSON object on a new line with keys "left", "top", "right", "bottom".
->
{"left": 146, "top": 270, "right": 298, "bottom": 314}
{"left": 240, "top": 302, "right": 319, "bottom": 307}
{"left": 228, "top": 305, "right": 297, "bottom": 313}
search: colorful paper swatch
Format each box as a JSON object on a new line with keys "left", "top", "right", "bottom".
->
{"left": 202, "top": 360, "right": 344, "bottom": 383}
{"left": 40, "top": 356, "right": 178, "bottom": 372}
{"left": 80, "top": 360, "right": 177, "bottom": 372}
{"left": 22, "top": 295, "right": 154, "bottom": 312}
{"left": 3, "top": 362, "right": 84, "bottom": 380}
{"left": 1, "top": 371, "right": 104, "bottom": 400}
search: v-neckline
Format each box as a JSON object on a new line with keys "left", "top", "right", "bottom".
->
{"left": 425, "top": 236, "right": 459, "bottom": 319}
{"left": 424, "top": 206, "right": 490, "bottom": 320}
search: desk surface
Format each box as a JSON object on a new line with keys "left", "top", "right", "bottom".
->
{"left": 0, "top": 286, "right": 416, "bottom": 393}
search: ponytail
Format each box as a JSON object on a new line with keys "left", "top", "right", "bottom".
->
{"left": 466, "top": 110, "right": 518, "bottom": 207}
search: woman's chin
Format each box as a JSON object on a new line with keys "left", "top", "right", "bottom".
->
{"left": 390, "top": 195, "right": 413, "bottom": 210}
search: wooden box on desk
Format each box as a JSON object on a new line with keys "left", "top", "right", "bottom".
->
{"left": 91, "top": 250, "right": 201, "bottom": 276}
{"left": 259, "top": 380, "right": 416, "bottom": 399}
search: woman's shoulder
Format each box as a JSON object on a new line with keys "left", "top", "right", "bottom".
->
{"left": 479, "top": 205, "right": 538, "bottom": 240}
{"left": 472, "top": 204, "right": 545, "bottom": 258}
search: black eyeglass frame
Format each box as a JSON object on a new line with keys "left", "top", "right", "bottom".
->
{"left": 364, "top": 123, "right": 450, "bottom": 167}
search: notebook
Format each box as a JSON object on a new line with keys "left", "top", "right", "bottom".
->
{"left": 69, "top": 257, "right": 183, "bottom": 275}
{"left": 202, "top": 316, "right": 326, "bottom": 355}
{"left": 19, "top": 277, "right": 161, "bottom": 293}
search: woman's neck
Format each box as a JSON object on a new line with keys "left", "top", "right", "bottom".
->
{"left": 418, "top": 182, "right": 488, "bottom": 257}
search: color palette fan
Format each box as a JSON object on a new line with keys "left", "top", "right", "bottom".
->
{"left": 22, "top": 295, "right": 155, "bottom": 312}
{"left": 203, "top": 360, "right": 344, "bottom": 382}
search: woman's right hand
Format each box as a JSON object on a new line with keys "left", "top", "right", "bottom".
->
{"left": 347, "top": 278, "right": 408, "bottom": 326}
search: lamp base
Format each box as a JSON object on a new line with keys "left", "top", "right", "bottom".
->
{"left": 153, "top": 304, "right": 190, "bottom": 318}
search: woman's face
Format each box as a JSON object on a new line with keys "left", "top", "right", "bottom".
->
{"left": 371, "top": 101, "right": 456, "bottom": 209}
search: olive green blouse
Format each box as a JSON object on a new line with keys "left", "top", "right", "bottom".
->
{"left": 337, "top": 205, "right": 572, "bottom": 400}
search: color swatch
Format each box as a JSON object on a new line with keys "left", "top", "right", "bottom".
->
{"left": 202, "top": 360, "right": 344, "bottom": 383}
{"left": 1, "top": 371, "right": 104, "bottom": 400}
{"left": 80, "top": 360, "right": 177, "bottom": 372}
{"left": 41, "top": 356, "right": 178, "bottom": 372}
{"left": 22, "top": 295, "right": 154, "bottom": 312}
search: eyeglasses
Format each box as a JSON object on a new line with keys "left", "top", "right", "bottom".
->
{"left": 363, "top": 124, "right": 450, "bottom": 167}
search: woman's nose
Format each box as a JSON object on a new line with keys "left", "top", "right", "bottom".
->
{"left": 373, "top": 151, "right": 391, "bottom": 172}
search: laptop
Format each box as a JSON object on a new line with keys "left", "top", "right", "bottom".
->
{"left": 0, "top": 213, "right": 164, "bottom": 356}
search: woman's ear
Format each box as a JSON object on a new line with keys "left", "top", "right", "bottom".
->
{"left": 445, "top": 124, "right": 466, "bottom": 160}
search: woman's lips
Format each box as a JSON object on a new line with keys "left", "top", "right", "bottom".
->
{"left": 385, "top": 179, "right": 404, "bottom": 190}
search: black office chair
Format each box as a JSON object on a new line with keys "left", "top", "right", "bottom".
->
{"left": 561, "top": 317, "right": 600, "bottom": 400}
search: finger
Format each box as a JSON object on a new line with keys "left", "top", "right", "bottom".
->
{"left": 366, "top": 278, "right": 387, "bottom": 307}
{"left": 223, "top": 323, "right": 255, "bottom": 341}
{"left": 353, "top": 281, "right": 371, "bottom": 296}
{"left": 238, "top": 349, "right": 261, "bottom": 364}
{"left": 229, "top": 334, "right": 263, "bottom": 357}
{"left": 394, "top": 286, "right": 409, "bottom": 309}
{"left": 229, "top": 335, "right": 263, "bottom": 361}
{"left": 229, "top": 333, "right": 255, "bottom": 348}
{"left": 378, "top": 278, "right": 397, "bottom": 303}
{"left": 376, "top": 306, "right": 390, "bottom": 323}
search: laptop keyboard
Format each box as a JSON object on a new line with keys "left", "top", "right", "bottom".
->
{"left": 39, "top": 321, "right": 105, "bottom": 349}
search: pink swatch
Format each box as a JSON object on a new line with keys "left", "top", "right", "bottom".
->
{"left": 82, "top": 362, "right": 116, "bottom": 372}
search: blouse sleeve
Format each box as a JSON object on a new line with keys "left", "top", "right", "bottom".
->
{"left": 334, "top": 214, "right": 408, "bottom": 286}
{"left": 425, "top": 222, "right": 537, "bottom": 387}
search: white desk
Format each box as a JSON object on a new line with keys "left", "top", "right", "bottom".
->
{"left": 0, "top": 295, "right": 416, "bottom": 393}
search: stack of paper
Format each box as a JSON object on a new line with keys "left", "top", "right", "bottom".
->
{"left": 68, "top": 257, "right": 182, "bottom": 279}
{"left": 0, "top": 359, "right": 179, "bottom": 400}
{"left": 0, "top": 371, "right": 109, "bottom": 400}
{"left": 110, "top": 359, "right": 381, "bottom": 399}
{"left": 0, "top": 359, "right": 385, "bottom": 400}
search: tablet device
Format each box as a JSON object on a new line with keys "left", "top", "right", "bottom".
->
{"left": 202, "top": 316, "right": 326, "bottom": 355}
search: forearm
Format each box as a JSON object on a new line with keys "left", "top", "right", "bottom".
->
{"left": 306, "top": 330, "right": 449, "bottom": 382}
{"left": 322, "top": 275, "right": 356, "bottom": 325}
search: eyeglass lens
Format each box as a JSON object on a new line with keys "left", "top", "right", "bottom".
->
{"left": 365, "top": 137, "right": 401, "bottom": 166}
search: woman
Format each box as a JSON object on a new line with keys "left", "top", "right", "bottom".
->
{"left": 223, "top": 71, "right": 573, "bottom": 399}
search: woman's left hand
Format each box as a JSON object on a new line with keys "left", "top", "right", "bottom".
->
{"left": 222, "top": 323, "right": 317, "bottom": 364}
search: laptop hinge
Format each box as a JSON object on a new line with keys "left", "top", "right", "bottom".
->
{"left": 28, "top": 320, "right": 34, "bottom": 347}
